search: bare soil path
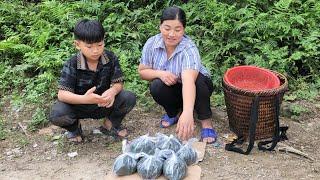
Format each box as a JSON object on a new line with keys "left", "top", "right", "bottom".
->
{"left": 1, "top": 100, "right": 320, "bottom": 180}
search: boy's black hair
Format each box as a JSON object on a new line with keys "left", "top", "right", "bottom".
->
{"left": 160, "top": 6, "right": 186, "bottom": 28}
{"left": 74, "top": 19, "right": 105, "bottom": 43}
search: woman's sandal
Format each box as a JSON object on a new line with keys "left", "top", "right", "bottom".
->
{"left": 98, "top": 125, "right": 128, "bottom": 140}
{"left": 200, "top": 128, "right": 217, "bottom": 144}
{"left": 160, "top": 114, "right": 178, "bottom": 128}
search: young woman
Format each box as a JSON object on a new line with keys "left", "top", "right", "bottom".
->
{"left": 138, "top": 6, "right": 217, "bottom": 143}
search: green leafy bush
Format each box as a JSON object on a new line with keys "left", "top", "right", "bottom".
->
{"left": 0, "top": 0, "right": 319, "bottom": 113}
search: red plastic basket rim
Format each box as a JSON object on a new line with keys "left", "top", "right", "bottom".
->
{"left": 223, "top": 65, "right": 280, "bottom": 92}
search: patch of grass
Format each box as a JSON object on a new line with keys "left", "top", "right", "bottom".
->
{"left": 28, "top": 107, "right": 49, "bottom": 132}
{"left": 43, "top": 133, "right": 67, "bottom": 153}
{"left": 289, "top": 104, "right": 309, "bottom": 120}
{"left": 56, "top": 138, "right": 68, "bottom": 153}
{"left": 283, "top": 94, "right": 297, "bottom": 101}
{"left": 289, "top": 80, "right": 319, "bottom": 102}
{"left": 0, "top": 118, "right": 7, "bottom": 140}
{"left": 211, "top": 93, "right": 225, "bottom": 107}
{"left": 13, "top": 133, "right": 30, "bottom": 147}
{"left": 105, "top": 141, "right": 122, "bottom": 151}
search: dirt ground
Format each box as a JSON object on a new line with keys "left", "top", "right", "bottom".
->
{"left": 1, "top": 99, "right": 320, "bottom": 180}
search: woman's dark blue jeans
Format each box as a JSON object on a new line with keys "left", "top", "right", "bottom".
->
{"left": 149, "top": 73, "right": 213, "bottom": 120}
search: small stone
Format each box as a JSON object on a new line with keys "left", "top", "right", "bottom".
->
{"left": 212, "top": 141, "right": 221, "bottom": 148}
{"left": 67, "top": 151, "right": 78, "bottom": 158}
{"left": 92, "top": 137, "right": 99, "bottom": 143}
{"left": 222, "top": 133, "right": 237, "bottom": 142}
{"left": 93, "top": 129, "right": 102, "bottom": 134}
{"left": 53, "top": 141, "right": 59, "bottom": 145}
{"left": 12, "top": 148, "right": 21, "bottom": 154}
{"left": 38, "top": 127, "right": 54, "bottom": 135}
{"left": 6, "top": 151, "right": 13, "bottom": 156}
{"left": 33, "top": 143, "right": 38, "bottom": 148}
{"left": 308, "top": 174, "right": 315, "bottom": 178}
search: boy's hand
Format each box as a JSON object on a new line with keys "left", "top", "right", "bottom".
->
{"left": 99, "top": 88, "right": 116, "bottom": 108}
{"left": 84, "top": 87, "right": 105, "bottom": 104}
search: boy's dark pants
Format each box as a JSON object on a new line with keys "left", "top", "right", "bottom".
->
{"left": 49, "top": 90, "right": 136, "bottom": 132}
{"left": 149, "top": 73, "right": 213, "bottom": 120}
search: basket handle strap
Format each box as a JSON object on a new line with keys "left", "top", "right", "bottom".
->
{"left": 258, "top": 94, "right": 281, "bottom": 151}
{"left": 225, "top": 96, "right": 260, "bottom": 155}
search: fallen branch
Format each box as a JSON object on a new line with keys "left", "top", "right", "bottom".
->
{"left": 277, "top": 142, "right": 314, "bottom": 161}
{"left": 53, "top": 167, "right": 63, "bottom": 174}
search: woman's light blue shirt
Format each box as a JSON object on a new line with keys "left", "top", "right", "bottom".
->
{"left": 140, "top": 34, "right": 211, "bottom": 80}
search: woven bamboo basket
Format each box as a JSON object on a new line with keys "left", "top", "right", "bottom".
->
{"left": 222, "top": 71, "right": 288, "bottom": 140}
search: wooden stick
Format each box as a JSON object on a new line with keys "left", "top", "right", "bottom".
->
{"left": 18, "top": 122, "right": 30, "bottom": 137}
{"left": 277, "top": 142, "right": 314, "bottom": 161}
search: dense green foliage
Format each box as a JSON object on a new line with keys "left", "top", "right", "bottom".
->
{"left": 1, "top": 0, "right": 319, "bottom": 111}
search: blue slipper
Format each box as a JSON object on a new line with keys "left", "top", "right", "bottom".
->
{"left": 201, "top": 128, "right": 217, "bottom": 144}
{"left": 160, "top": 114, "right": 178, "bottom": 128}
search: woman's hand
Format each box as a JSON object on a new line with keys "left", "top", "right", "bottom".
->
{"left": 138, "top": 64, "right": 178, "bottom": 86}
{"left": 176, "top": 110, "right": 194, "bottom": 141}
{"left": 160, "top": 71, "right": 178, "bottom": 86}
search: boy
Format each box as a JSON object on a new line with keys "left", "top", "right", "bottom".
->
{"left": 49, "top": 19, "right": 136, "bottom": 143}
